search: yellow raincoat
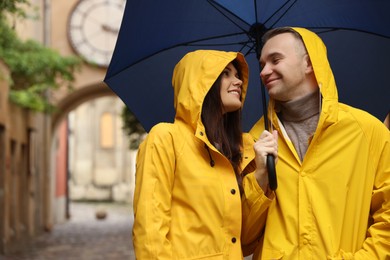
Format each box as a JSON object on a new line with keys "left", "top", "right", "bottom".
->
{"left": 243, "top": 28, "right": 390, "bottom": 259}
{"left": 133, "top": 50, "right": 256, "bottom": 259}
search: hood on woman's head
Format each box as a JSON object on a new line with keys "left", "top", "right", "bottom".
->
{"left": 172, "top": 50, "right": 249, "bottom": 110}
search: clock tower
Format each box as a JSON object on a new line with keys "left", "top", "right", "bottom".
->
{"left": 52, "top": 0, "right": 135, "bottom": 205}
{"left": 67, "top": 0, "right": 125, "bottom": 67}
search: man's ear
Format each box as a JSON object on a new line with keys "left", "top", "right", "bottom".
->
{"left": 304, "top": 54, "right": 314, "bottom": 74}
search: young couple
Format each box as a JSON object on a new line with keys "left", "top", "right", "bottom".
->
{"left": 132, "top": 27, "right": 390, "bottom": 259}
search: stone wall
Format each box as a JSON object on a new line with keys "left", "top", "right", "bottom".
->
{"left": 0, "top": 60, "right": 51, "bottom": 254}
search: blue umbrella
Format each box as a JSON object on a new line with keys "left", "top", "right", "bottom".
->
{"left": 104, "top": 0, "right": 390, "bottom": 189}
{"left": 105, "top": 0, "right": 390, "bottom": 133}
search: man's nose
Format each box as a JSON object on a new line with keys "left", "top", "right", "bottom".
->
{"left": 260, "top": 64, "right": 270, "bottom": 79}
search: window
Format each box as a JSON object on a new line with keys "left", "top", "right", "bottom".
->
{"left": 100, "top": 112, "right": 114, "bottom": 148}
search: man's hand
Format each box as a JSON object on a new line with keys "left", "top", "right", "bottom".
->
{"left": 253, "top": 130, "right": 278, "bottom": 194}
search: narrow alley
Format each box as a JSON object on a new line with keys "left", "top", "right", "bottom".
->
{"left": 1, "top": 202, "right": 135, "bottom": 260}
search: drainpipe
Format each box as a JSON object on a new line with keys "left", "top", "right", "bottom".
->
{"left": 43, "top": 0, "right": 53, "bottom": 232}
{"left": 66, "top": 118, "right": 70, "bottom": 219}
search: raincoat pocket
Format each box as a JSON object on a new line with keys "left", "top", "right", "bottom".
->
{"left": 261, "top": 247, "right": 284, "bottom": 259}
{"left": 187, "top": 252, "right": 224, "bottom": 259}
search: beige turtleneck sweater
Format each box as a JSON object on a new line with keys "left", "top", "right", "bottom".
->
{"left": 276, "top": 89, "right": 320, "bottom": 161}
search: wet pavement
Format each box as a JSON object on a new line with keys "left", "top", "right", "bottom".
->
{"left": 1, "top": 202, "right": 254, "bottom": 260}
{"left": 1, "top": 202, "right": 135, "bottom": 260}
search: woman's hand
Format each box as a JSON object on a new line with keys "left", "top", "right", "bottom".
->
{"left": 253, "top": 130, "right": 278, "bottom": 194}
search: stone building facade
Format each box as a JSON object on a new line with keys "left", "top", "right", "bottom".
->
{"left": 1, "top": 0, "right": 135, "bottom": 254}
{"left": 67, "top": 97, "right": 135, "bottom": 204}
{"left": 0, "top": 61, "right": 52, "bottom": 253}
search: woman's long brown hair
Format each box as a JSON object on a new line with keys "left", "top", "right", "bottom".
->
{"left": 201, "top": 60, "right": 244, "bottom": 192}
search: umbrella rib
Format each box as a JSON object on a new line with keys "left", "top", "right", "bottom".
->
{"left": 207, "top": 0, "right": 260, "bottom": 53}
{"left": 264, "top": 2, "right": 390, "bottom": 39}
{"left": 306, "top": 27, "right": 390, "bottom": 39}
{"left": 188, "top": 39, "right": 257, "bottom": 56}
{"left": 207, "top": 0, "right": 252, "bottom": 39}
{"left": 244, "top": 44, "right": 256, "bottom": 56}
{"left": 167, "top": 32, "right": 257, "bottom": 58}
{"left": 265, "top": 0, "right": 298, "bottom": 28}
{"left": 185, "top": 41, "right": 250, "bottom": 47}
{"left": 254, "top": 0, "right": 259, "bottom": 23}
{"left": 108, "top": 32, "right": 253, "bottom": 79}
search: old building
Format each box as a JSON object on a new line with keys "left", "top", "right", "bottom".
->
{"left": 0, "top": 0, "right": 135, "bottom": 254}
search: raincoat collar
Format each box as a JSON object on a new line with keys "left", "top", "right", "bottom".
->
{"left": 172, "top": 50, "right": 249, "bottom": 138}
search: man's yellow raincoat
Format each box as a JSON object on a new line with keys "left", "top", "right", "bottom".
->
{"left": 244, "top": 28, "right": 390, "bottom": 259}
{"left": 133, "top": 50, "right": 256, "bottom": 259}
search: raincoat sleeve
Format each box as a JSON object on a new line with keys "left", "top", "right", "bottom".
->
{"left": 332, "top": 126, "right": 390, "bottom": 260}
{"left": 132, "top": 123, "right": 176, "bottom": 259}
{"left": 241, "top": 118, "right": 275, "bottom": 256}
{"left": 241, "top": 172, "right": 274, "bottom": 256}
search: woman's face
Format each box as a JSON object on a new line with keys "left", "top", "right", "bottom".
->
{"left": 220, "top": 63, "right": 243, "bottom": 114}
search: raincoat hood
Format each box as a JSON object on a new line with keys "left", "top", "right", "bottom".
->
{"left": 266, "top": 27, "right": 339, "bottom": 127}
{"left": 172, "top": 50, "right": 249, "bottom": 131}
{"left": 292, "top": 27, "right": 337, "bottom": 100}
{"left": 293, "top": 27, "right": 338, "bottom": 121}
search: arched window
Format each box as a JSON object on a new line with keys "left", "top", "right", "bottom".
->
{"left": 100, "top": 112, "right": 114, "bottom": 148}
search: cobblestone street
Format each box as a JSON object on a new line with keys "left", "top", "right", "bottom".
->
{"left": 1, "top": 202, "right": 135, "bottom": 260}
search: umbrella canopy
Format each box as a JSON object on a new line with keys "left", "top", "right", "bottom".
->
{"left": 105, "top": 0, "right": 390, "bottom": 133}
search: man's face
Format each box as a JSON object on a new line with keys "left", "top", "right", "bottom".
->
{"left": 220, "top": 62, "right": 243, "bottom": 114}
{"left": 259, "top": 32, "right": 310, "bottom": 102}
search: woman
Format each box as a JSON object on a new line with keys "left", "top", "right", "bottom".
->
{"left": 132, "top": 50, "right": 257, "bottom": 259}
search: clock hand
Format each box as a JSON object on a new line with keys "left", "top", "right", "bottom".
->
{"left": 101, "top": 24, "right": 119, "bottom": 34}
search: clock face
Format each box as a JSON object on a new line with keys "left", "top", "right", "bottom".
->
{"left": 68, "top": 0, "right": 126, "bottom": 67}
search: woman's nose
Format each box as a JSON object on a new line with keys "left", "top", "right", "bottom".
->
{"left": 233, "top": 77, "right": 243, "bottom": 86}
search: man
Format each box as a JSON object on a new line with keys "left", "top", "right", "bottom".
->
{"left": 241, "top": 27, "right": 390, "bottom": 259}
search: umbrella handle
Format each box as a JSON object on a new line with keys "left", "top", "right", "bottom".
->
{"left": 267, "top": 154, "right": 277, "bottom": 190}
{"left": 259, "top": 60, "right": 277, "bottom": 191}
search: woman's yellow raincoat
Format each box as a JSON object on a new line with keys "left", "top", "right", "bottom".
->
{"left": 133, "top": 50, "right": 256, "bottom": 259}
{"left": 243, "top": 28, "right": 390, "bottom": 259}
